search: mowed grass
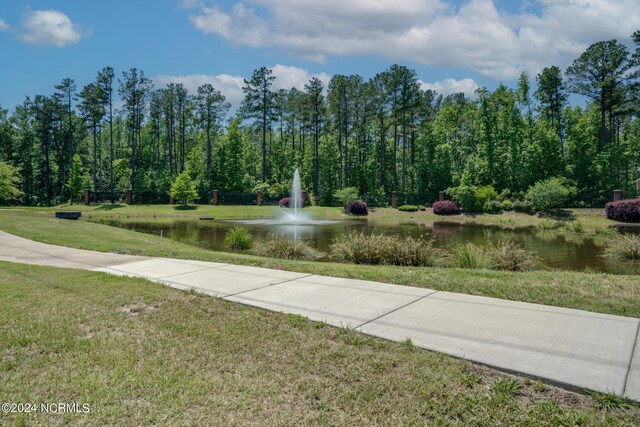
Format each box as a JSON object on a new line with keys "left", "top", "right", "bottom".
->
{"left": 1, "top": 208, "right": 639, "bottom": 318}
{"left": 1, "top": 262, "right": 638, "bottom": 425}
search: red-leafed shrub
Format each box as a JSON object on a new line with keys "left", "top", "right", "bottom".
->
{"left": 346, "top": 200, "right": 368, "bottom": 215}
{"left": 279, "top": 197, "right": 290, "bottom": 208}
{"left": 432, "top": 200, "right": 461, "bottom": 215}
{"left": 605, "top": 199, "right": 640, "bottom": 222}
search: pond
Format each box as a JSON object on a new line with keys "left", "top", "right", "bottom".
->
{"left": 98, "top": 217, "right": 640, "bottom": 274}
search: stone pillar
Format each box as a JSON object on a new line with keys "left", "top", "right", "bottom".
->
{"left": 392, "top": 191, "right": 397, "bottom": 209}
{"left": 301, "top": 191, "right": 307, "bottom": 207}
{"left": 126, "top": 190, "right": 132, "bottom": 205}
{"left": 212, "top": 190, "right": 218, "bottom": 206}
{"left": 257, "top": 191, "right": 262, "bottom": 207}
{"left": 169, "top": 196, "right": 175, "bottom": 205}
{"left": 83, "top": 189, "right": 90, "bottom": 205}
{"left": 439, "top": 191, "right": 445, "bottom": 201}
{"left": 613, "top": 189, "right": 622, "bottom": 202}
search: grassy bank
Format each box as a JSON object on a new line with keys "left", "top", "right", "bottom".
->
{"left": 0, "top": 262, "right": 637, "bottom": 425}
{"left": 20, "top": 203, "right": 631, "bottom": 233}
{"left": 1, "top": 208, "right": 639, "bottom": 317}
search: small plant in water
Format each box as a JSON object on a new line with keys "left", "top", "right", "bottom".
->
{"left": 224, "top": 226, "right": 252, "bottom": 250}
{"left": 604, "top": 234, "right": 640, "bottom": 261}
{"left": 252, "top": 235, "right": 322, "bottom": 260}
{"left": 490, "top": 377, "right": 523, "bottom": 397}
{"left": 537, "top": 218, "right": 560, "bottom": 230}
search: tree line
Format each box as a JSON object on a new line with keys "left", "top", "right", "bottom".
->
{"left": 1, "top": 34, "right": 639, "bottom": 206}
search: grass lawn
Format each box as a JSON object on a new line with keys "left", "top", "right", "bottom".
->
{"left": 0, "top": 207, "right": 639, "bottom": 317}
{"left": 0, "top": 262, "right": 638, "bottom": 425}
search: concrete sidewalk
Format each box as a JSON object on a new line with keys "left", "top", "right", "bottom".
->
{"left": 1, "top": 230, "right": 639, "bottom": 401}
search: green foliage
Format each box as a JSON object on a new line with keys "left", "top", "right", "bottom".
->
{"left": 169, "top": 171, "right": 198, "bottom": 206}
{"left": 604, "top": 234, "right": 640, "bottom": 261}
{"left": 453, "top": 241, "right": 539, "bottom": 271}
{"left": 500, "top": 200, "right": 514, "bottom": 211}
{"left": 330, "top": 232, "right": 444, "bottom": 267}
{"left": 252, "top": 235, "right": 322, "bottom": 260}
{"left": 398, "top": 204, "right": 419, "bottom": 212}
{"left": 477, "top": 185, "right": 499, "bottom": 207}
{"left": 525, "top": 178, "right": 572, "bottom": 212}
{"left": 223, "top": 226, "right": 252, "bottom": 250}
{"left": 453, "top": 243, "right": 495, "bottom": 269}
{"left": 490, "top": 377, "right": 523, "bottom": 397}
{"left": 446, "top": 185, "right": 482, "bottom": 212}
{"left": 67, "top": 155, "right": 85, "bottom": 203}
{"left": 483, "top": 200, "right": 502, "bottom": 213}
{"left": 0, "top": 161, "right": 22, "bottom": 204}
{"left": 334, "top": 187, "right": 359, "bottom": 207}
{"left": 537, "top": 219, "right": 561, "bottom": 230}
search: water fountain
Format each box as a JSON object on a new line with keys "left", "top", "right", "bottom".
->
{"left": 229, "top": 169, "right": 337, "bottom": 229}
{"left": 281, "top": 169, "right": 309, "bottom": 223}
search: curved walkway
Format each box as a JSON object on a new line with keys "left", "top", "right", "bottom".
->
{"left": 1, "top": 230, "right": 638, "bottom": 401}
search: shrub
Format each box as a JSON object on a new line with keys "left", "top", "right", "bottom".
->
{"left": 346, "top": 200, "right": 368, "bottom": 215}
{"left": 224, "top": 226, "right": 252, "bottom": 250}
{"left": 170, "top": 171, "right": 198, "bottom": 206}
{"left": 483, "top": 200, "right": 502, "bottom": 213}
{"left": 513, "top": 200, "right": 533, "bottom": 213}
{"left": 330, "top": 232, "right": 443, "bottom": 266}
{"left": 477, "top": 185, "right": 499, "bottom": 208}
{"left": 252, "top": 235, "right": 321, "bottom": 260}
{"left": 604, "top": 234, "right": 640, "bottom": 261}
{"left": 278, "top": 197, "right": 290, "bottom": 208}
{"left": 432, "top": 200, "right": 461, "bottom": 215}
{"left": 419, "top": 204, "right": 428, "bottom": 210}
{"left": 605, "top": 198, "right": 640, "bottom": 223}
{"left": 453, "top": 240, "right": 539, "bottom": 271}
{"left": 500, "top": 200, "right": 514, "bottom": 211}
{"left": 489, "top": 240, "right": 540, "bottom": 271}
{"left": 453, "top": 243, "right": 495, "bottom": 269}
{"left": 446, "top": 185, "right": 481, "bottom": 212}
{"left": 334, "top": 187, "right": 359, "bottom": 206}
{"left": 525, "top": 178, "right": 570, "bottom": 212}
{"left": 398, "top": 204, "right": 419, "bottom": 212}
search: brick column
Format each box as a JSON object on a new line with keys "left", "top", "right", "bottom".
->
{"left": 392, "top": 191, "right": 397, "bottom": 209}
{"left": 169, "top": 196, "right": 175, "bottom": 205}
{"left": 83, "top": 189, "right": 90, "bottom": 205}
{"left": 126, "top": 190, "right": 132, "bottom": 205}
{"left": 212, "top": 190, "right": 218, "bottom": 206}
{"left": 613, "top": 189, "right": 622, "bottom": 202}
{"left": 257, "top": 191, "right": 262, "bottom": 207}
{"left": 439, "top": 191, "right": 445, "bottom": 201}
{"left": 301, "top": 191, "right": 307, "bottom": 207}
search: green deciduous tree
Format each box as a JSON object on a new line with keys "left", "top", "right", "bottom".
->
{"left": 0, "top": 161, "right": 22, "bottom": 204}
{"left": 170, "top": 171, "right": 198, "bottom": 206}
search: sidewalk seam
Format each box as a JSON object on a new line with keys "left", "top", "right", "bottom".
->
{"left": 221, "top": 274, "right": 315, "bottom": 299}
{"left": 622, "top": 320, "right": 640, "bottom": 396}
{"left": 353, "top": 290, "right": 439, "bottom": 330}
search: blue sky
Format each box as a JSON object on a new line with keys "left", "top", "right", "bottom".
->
{"left": 0, "top": 0, "right": 639, "bottom": 110}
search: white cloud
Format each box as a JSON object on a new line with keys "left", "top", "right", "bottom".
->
{"left": 153, "top": 64, "right": 331, "bottom": 111}
{"left": 420, "top": 78, "right": 479, "bottom": 98}
{"left": 153, "top": 73, "right": 246, "bottom": 108}
{"left": 188, "top": 0, "right": 640, "bottom": 80}
{"left": 20, "top": 10, "right": 88, "bottom": 47}
{"left": 0, "top": 19, "right": 10, "bottom": 32}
